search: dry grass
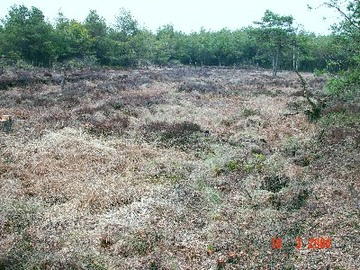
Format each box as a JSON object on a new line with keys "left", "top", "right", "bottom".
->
{"left": 0, "top": 67, "right": 359, "bottom": 269}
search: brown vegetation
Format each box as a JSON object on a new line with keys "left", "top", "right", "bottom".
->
{"left": 0, "top": 66, "right": 359, "bottom": 269}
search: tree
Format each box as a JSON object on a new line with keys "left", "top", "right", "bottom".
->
{"left": 322, "top": 0, "right": 360, "bottom": 99}
{"left": 153, "top": 24, "right": 180, "bottom": 65}
{"left": 2, "top": 5, "right": 55, "bottom": 66}
{"left": 0, "top": 24, "right": 4, "bottom": 56}
{"left": 84, "top": 10, "right": 108, "bottom": 64}
{"left": 209, "top": 28, "right": 236, "bottom": 66}
{"left": 193, "top": 29, "right": 212, "bottom": 66}
{"left": 254, "top": 10, "right": 295, "bottom": 76}
{"left": 291, "top": 33, "right": 328, "bottom": 72}
{"left": 115, "top": 8, "right": 139, "bottom": 38}
{"left": 54, "top": 13, "right": 93, "bottom": 63}
{"left": 105, "top": 9, "right": 146, "bottom": 67}
{"left": 232, "top": 28, "right": 257, "bottom": 66}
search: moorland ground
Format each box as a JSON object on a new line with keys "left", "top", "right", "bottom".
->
{"left": 0, "top": 66, "right": 359, "bottom": 269}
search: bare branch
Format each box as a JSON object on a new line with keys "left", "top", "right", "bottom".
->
{"left": 324, "top": 1, "right": 360, "bottom": 31}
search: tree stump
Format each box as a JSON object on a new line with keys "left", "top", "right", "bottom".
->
{"left": 1, "top": 115, "right": 13, "bottom": 132}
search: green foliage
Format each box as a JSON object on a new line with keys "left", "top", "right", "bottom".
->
{"left": 104, "top": 9, "right": 146, "bottom": 67}
{"left": 313, "top": 68, "right": 327, "bottom": 76}
{"left": 84, "top": 10, "right": 109, "bottom": 65}
{"left": 55, "top": 20, "right": 93, "bottom": 61}
{"left": 0, "top": 3, "right": 355, "bottom": 72}
{"left": 323, "top": 0, "right": 360, "bottom": 99}
{"left": 152, "top": 24, "right": 183, "bottom": 65}
{"left": 327, "top": 69, "right": 360, "bottom": 99}
{"left": 253, "top": 153, "right": 266, "bottom": 161}
{"left": 244, "top": 153, "right": 266, "bottom": 173}
{"left": 225, "top": 160, "right": 239, "bottom": 171}
{"left": 115, "top": 8, "right": 139, "bottom": 37}
{"left": 1, "top": 5, "right": 54, "bottom": 66}
{"left": 196, "top": 180, "right": 222, "bottom": 204}
{"left": 319, "top": 111, "right": 360, "bottom": 127}
{"left": 254, "top": 10, "right": 295, "bottom": 76}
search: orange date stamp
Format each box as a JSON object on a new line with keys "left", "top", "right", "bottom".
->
{"left": 271, "top": 237, "right": 331, "bottom": 250}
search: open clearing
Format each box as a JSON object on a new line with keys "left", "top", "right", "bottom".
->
{"left": 0, "top": 66, "right": 359, "bottom": 269}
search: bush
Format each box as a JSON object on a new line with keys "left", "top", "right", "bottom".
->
{"left": 319, "top": 111, "right": 360, "bottom": 127}
{"left": 243, "top": 108, "right": 260, "bottom": 117}
{"left": 87, "top": 115, "right": 130, "bottom": 136}
{"left": 177, "top": 81, "right": 218, "bottom": 94}
{"left": 287, "top": 188, "right": 310, "bottom": 210}
{"left": 141, "top": 121, "right": 202, "bottom": 149}
{"left": 327, "top": 69, "right": 360, "bottom": 100}
{"left": 63, "top": 56, "right": 100, "bottom": 70}
{"left": 261, "top": 175, "right": 290, "bottom": 193}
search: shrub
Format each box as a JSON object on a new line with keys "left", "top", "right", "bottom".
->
{"left": 319, "top": 111, "right": 360, "bottom": 128}
{"left": 114, "top": 93, "right": 166, "bottom": 108}
{"left": 177, "top": 81, "right": 218, "bottom": 94}
{"left": 327, "top": 69, "right": 360, "bottom": 100}
{"left": 282, "top": 137, "right": 301, "bottom": 157}
{"left": 32, "top": 96, "right": 55, "bottom": 107}
{"left": 243, "top": 153, "right": 266, "bottom": 173}
{"left": 261, "top": 175, "right": 290, "bottom": 193}
{"left": 87, "top": 115, "right": 130, "bottom": 136}
{"left": 243, "top": 108, "right": 259, "bottom": 117}
{"left": 225, "top": 160, "right": 239, "bottom": 171}
{"left": 141, "top": 121, "right": 202, "bottom": 149}
{"left": 287, "top": 188, "right": 310, "bottom": 210}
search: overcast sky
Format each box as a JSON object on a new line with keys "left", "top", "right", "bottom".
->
{"left": 0, "top": 0, "right": 341, "bottom": 34}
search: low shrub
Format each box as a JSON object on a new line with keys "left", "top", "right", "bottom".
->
{"left": 319, "top": 111, "right": 360, "bottom": 128}
{"left": 287, "top": 188, "right": 310, "bottom": 210}
{"left": 261, "top": 175, "right": 290, "bottom": 193}
{"left": 87, "top": 115, "right": 130, "bottom": 136}
{"left": 243, "top": 108, "right": 260, "bottom": 117}
{"left": 141, "top": 121, "right": 202, "bottom": 149}
{"left": 178, "top": 81, "right": 218, "bottom": 94}
{"left": 327, "top": 69, "right": 360, "bottom": 101}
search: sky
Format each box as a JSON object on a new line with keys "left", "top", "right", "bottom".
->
{"left": 0, "top": 0, "right": 342, "bottom": 34}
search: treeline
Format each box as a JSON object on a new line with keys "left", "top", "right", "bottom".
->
{"left": 0, "top": 4, "right": 353, "bottom": 74}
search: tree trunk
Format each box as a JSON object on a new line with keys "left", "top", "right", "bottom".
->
{"left": 273, "top": 46, "right": 280, "bottom": 76}
{"left": 292, "top": 45, "right": 296, "bottom": 71}
{"left": 272, "top": 54, "right": 276, "bottom": 76}
{"left": 292, "top": 45, "right": 299, "bottom": 71}
{"left": 296, "top": 49, "right": 300, "bottom": 70}
{"left": 61, "top": 67, "right": 67, "bottom": 91}
{"left": 272, "top": 49, "right": 279, "bottom": 77}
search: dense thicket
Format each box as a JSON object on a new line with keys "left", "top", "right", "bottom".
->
{"left": 0, "top": 2, "right": 357, "bottom": 78}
